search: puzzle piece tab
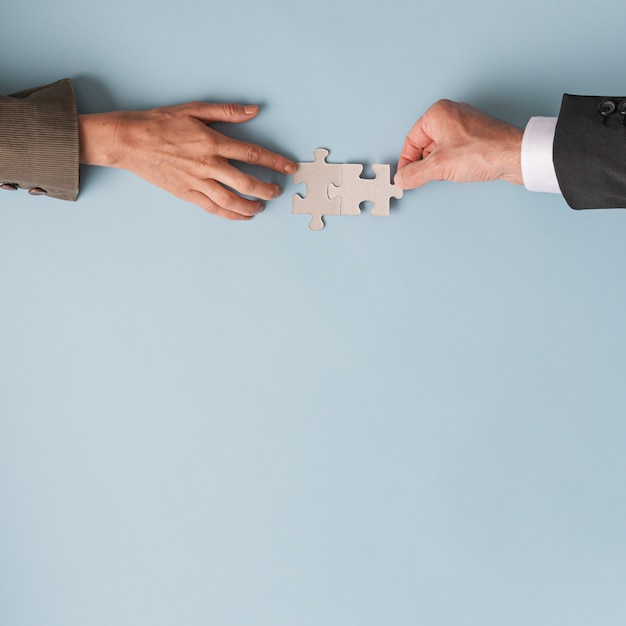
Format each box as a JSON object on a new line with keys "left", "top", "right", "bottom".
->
{"left": 292, "top": 148, "right": 403, "bottom": 230}
{"left": 292, "top": 148, "right": 342, "bottom": 231}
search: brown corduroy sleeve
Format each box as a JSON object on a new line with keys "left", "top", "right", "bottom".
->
{"left": 0, "top": 78, "right": 79, "bottom": 201}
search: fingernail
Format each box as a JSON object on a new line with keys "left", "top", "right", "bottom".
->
{"left": 284, "top": 162, "right": 297, "bottom": 175}
{"left": 394, "top": 170, "right": 404, "bottom": 188}
{"left": 273, "top": 185, "right": 283, "bottom": 198}
{"left": 244, "top": 105, "right": 259, "bottom": 115}
{"left": 256, "top": 202, "right": 265, "bottom": 212}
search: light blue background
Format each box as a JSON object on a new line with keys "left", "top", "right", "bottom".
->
{"left": 1, "top": 1, "right": 626, "bottom": 625}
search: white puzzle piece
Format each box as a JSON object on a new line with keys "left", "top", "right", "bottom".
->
{"left": 292, "top": 148, "right": 403, "bottom": 230}
{"left": 292, "top": 148, "right": 342, "bottom": 231}
{"left": 329, "top": 163, "right": 403, "bottom": 217}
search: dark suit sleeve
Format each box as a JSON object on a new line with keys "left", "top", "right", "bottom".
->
{"left": 0, "top": 78, "right": 79, "bottom": 201}
{"left": 554, "top": 94, "right": 626, "bottom": 209}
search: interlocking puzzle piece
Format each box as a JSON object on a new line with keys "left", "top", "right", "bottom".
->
{"left": 292, "top": 148, "right": 342, "bottom": 231}
{"left": 333, "top": 164, "right": 363, "bottom": 216}
{"left": 292, "top": 149, "right": 404, "bottom": 230}
{"left": 329, "top": 163, "right": 403, "bottom": 217}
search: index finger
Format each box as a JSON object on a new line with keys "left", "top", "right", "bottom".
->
{"left": 397, "top": 117, "right": 436, "bottom": 171}
{"left": 218, "top": 138, "right": 297, "bottom": 175}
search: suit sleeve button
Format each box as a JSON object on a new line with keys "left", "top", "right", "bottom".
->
{"left": 598, "top": 100, "right": 616, "bottom": 115}
{"left": 28, "top": 187, "right": 48, "bottom": 196}
{"left": 1, "top": 182, "right": 18, "bottom": 190}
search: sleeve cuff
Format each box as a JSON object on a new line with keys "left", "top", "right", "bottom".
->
{"left": 0, "top": 78, "right": 79, "bottom": 201}
{"left": 521, "top": 116, "right": 561, "bottom": 194}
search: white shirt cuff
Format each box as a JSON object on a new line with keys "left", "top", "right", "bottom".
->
{"left": 521, "top": 117, "right": 561, "bottom": 194}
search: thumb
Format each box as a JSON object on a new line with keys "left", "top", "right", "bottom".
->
{"left": 182, "top": 102, "right": 261, "bottom": 124}
{"left": 394, "top": 154, "right": 444, "bottom": 190}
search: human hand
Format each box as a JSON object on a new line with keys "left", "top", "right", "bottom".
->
{"left": 78, "top": 102, "right": 296, "bottom": 220}
{"left": 394, "top": 100, "right": 524, "bottom": 190}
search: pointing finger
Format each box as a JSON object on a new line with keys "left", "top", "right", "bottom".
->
{"left": 180, "top": 101, "right": 262, "bottom": 124}
{"left": 217, "top": 137, "right": 296, "bottom": 175}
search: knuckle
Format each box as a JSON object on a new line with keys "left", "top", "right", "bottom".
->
{"left": 232, "top": 172, "right": 254, "bottom": 194}
{"left": 199, "top": 199, "right": 219, "bottom": 215}
{"left": 433, "top": 99, "right": 455, "bottom": 114}
{"left": 175, "top": 187, "right": 191, "bottom": 202}
{"left": 243, "top": 143, "right": 261, "bottom": 163}
{"left": 181, "top": 190, "right": 218, "bottom": 215}
{"left": 194, "top": 154, "right": 218, "bottom": 171}
{"left": 178, "top": 101, "right": 201, "bottom": 117}
{"left": 193, "top": 157, "right": 210, "bottom": 170}
{"left": 222, "top": 102, "right": 240, "bottom": 118}
{"left": 213, "top": 188, "right": 234, "bottom": 209}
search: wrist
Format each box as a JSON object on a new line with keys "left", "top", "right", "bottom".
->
{"left": 498, "top": 125, "right": 524, "bottom": 185}
{"left": 78, "top": 112, "right": 124, "bottom": 168}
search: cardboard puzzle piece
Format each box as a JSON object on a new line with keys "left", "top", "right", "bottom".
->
{"left": 332, "top": 164, "right": 363, "bottom": 216}
{"left": 329, "top": 163, "right": 403, "bottom": 217}
{"left": 292, "top": 148, "right": 403, "bottom": 230}
{"left": 292, "top": 148, "right": 342, "bottom": 231}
